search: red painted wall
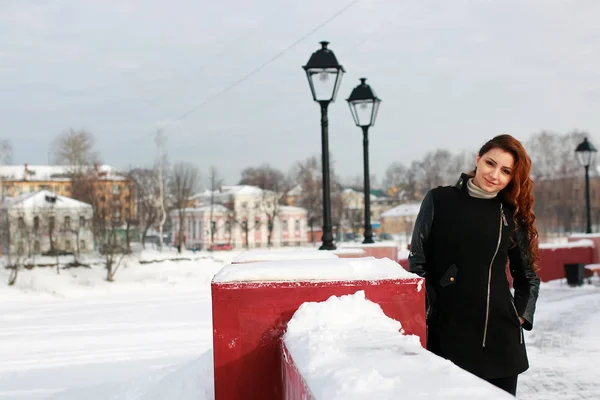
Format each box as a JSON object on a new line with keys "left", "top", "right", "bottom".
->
{"left": 567, "top": 236, "right": 600, "bottom": 264}
{"left": 400, "top": 244, "right": 596, "bottom": 283}
{"left": 281, "top": 342, "right": 315, "bottom": 400}
{"left": 212, "top": 278, "right": 426, "bottom": 400}
{"left": 537, "top": 245, "right": 596, "bottom": 282}
{"left": 338, "top": 245, "right": 398, "bottom": 261}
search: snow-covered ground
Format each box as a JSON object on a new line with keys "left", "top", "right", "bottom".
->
{"left": 0, "top": 249, "right": 598, "bottom": 399}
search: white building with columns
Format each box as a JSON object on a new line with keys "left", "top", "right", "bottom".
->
{"left": 1, "top": 190, "right": 94, "bottom": 255}
{"left": 170, "top": 185, "right": 308, "bottom": 249}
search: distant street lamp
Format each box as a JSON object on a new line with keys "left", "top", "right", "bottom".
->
{"left": 575, "top": 137, "right": 598, "bottom": 233}
{"left": 303, "top": 41, "right": 345, "bottom": 250}
{"left": 347, "top": 78, "right": 381, "bottom": 244}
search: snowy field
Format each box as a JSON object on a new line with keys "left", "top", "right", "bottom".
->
{"left": 0, "top": 249, "right": 598, "bottom": 399}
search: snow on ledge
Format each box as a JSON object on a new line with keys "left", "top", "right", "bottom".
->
{"left": 232, "top": 248, "right": 338, "bottom": 263}
{"left": 332, "top": 248, "right": 366, "bottom": 255}
{"left": 337, "top": 241, "right": 399, "bottom": 248}
{"left": 569, "top": 233, "right": 600, "bottom": 239}
{"left": 283, "top": 291, "right": 513, "bottom": 400}
{"left": 539, "top": 239, "right": 595, "bottom": 250}
{"left": 212, "top": 257, "right": 416, "bottom": 283}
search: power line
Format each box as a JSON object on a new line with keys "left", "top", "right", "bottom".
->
{"left": 101, "top": 0, "right": 363, "bottom": 152}
{"left": 158, "top": 0, "right": 363, "bottom": 131}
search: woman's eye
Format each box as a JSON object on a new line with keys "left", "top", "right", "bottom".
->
{"left": 485, "top": 160, "right": 494, "bottom": 166}
{"left": 502, "top": 170, "right": 510, "bottom": 175}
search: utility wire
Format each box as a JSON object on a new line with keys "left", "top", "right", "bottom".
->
{"left": 158, "top": 0, "right": 362, "bottom": 131}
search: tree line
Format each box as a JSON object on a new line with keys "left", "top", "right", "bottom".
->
{"left": 0, "top": 128, "right": 596, "bottom": 284}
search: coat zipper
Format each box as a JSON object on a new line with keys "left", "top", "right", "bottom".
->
{"left": 510, "top": 297, "right": 524, "bottom": 344}
{"left": 482, "top": 203, "right": 506, "bottom": 347}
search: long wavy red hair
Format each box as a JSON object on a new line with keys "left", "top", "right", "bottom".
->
{"left": 476, "top": 134, "right": 540, "bottom": 271}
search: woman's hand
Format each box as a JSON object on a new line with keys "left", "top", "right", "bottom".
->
{"left": 519, "top": 317, "right": 525, "bottom": 326}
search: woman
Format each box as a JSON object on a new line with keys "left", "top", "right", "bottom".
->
{"left": 408, "top": 134, "right": 541, "bottom": 396}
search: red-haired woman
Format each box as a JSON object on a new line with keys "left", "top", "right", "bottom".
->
{"left": 409, "top": 134, "right": 541, "bottom": 396}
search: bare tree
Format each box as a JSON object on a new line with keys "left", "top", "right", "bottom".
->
{"left": 208, "top": 166, "right": 224, "bottom": 247}
{"left": 261, "top": 189, "right": 281, "bottom": 248}
{"left": 382, "top": 162, "right": 408, "bottom": 197}
{"left": 526, "top": 130, "right": 591, "bottom": 237}
{"left": 289, "top": 156, "right": 322, "bottom": 242}
{"left": 129, "top": 168, "right": 161, "bottom": 248}
{"left": 0, "top": 139, "right": 13, "bottom": 164}
{"left": 419, "top": 149, "right": 455, "bottom": 192}
{"left": 239, "top": 164, "right": 285, "bottom": 190}
{"left": 52, "top": 129, "right": 99, "bottom": 169}
{"left": 100, "top": 220, "right": 128, "bottom": 282}
{"left": 240, "top": 164, "right": 288, "bottom": 248}
{"left": 5, "top": 212, "right": 34, "bottom": 285}
{"left": 169, "top": 162, "right": 201, "bottom": 253}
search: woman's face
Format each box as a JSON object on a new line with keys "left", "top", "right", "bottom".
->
{"left": 473, "top": 148, "right": 515, "bottom": 193}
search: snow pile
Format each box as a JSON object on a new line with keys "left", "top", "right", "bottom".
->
{"left": 49, "top": 349, "right": 214, "bottom": 400}
{"left": 283, "top": 291, "right": 513, "bottom": 399}
{"left": 337, "top": 241, "right": 399, "bottom": 248}
{"left": 0, "top": 249, "right": 234, "bottom": 299}
{"left": 213, "top": 257, "right": 415, "bottom": 283}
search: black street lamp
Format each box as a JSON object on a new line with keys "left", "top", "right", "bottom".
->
{"left": 303, "top": 41, "right": 345, "bottom": 250}
{"left": 347, "top": 78, "right": 381, "bottom": 244}
{"left": 575, "top": 137, "right": 598, "bottom": 234}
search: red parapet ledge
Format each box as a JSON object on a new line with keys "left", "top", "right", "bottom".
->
{"left": 538, "top": 239, "right": 596, "bottom": 282}
{"left": 336, "top": 242, "right": 398, "bottom": 261}
{"left": 281, "top": 342, "right": 315, "bottom": 400}
{"left": 281, "top": 291, "right": 514, "bottom": 399}
{"left": 211, "top": 257, "right": 425, "bottom": 400}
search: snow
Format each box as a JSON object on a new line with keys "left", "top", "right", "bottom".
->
{"left": 337, "top": 241, "right": 399, "bottom": 248}
{"left": 283, "top": 291, "right": 513, "bottom": 399}
{"left": 0, "top": 164, "right": 125, "bottom": 182}
{"left": 213, "top": 257, "right": 416, "bottom": 283}
{"left": 232, "top": 248, "right": 338, "bottom": 263}
{"left": 278, "top": 206, "right": 307, "bottom": 214}
{"left": 0, "top": 247, "right": 599, "bottom": 399}
{"left": 332, "top": 248, "right": 366, "bottom": 256}
{"left": 380, "top": 203, "right": 422, "bottom": 218}
{"left": 569, "top": 233, "right": 600, "bottom": 239}
{"left": 0, "top": 249, "right": 233, "bottom": 400}
{"left": 538, "top": 239, "right": 595, "bottom": 249}
{"left": 4, "top": 190, "right": 92, "bottom": 209}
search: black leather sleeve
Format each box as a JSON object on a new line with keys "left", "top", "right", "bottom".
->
{"left": 508, "top": 221, "right": 541, "bottom": 331}
{"left": 408, "top": 190, "right": 435, "bottom": 320}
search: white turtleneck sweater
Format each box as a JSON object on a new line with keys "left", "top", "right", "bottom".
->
{"left": 467, "top": 178, "right": 499, "bottom": 199}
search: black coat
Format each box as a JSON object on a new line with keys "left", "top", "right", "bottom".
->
{"left": 408, "top": 174, "right": 540, "bottom": 380}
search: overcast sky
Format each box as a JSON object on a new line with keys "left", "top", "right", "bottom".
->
{"left": 2, "top": 0, "right": 600, "bottom": 185}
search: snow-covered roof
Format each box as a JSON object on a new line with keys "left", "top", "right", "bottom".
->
{"left": 287, "top": 185, "right": 302, "bottom": 196}
{"left": 191, "top": 185, "right": 275, "bottom": 202}
{"left": 0, "top": 164, "right": 126, "bottom": 182}
{"left": 4, "top": 190, "right": 92, "bottom": 210}
{"left": 279, "top": 206, "right": 307, "bottom": 215}
{"left": 221, "top": 185, "right": 265, "bottom": 195}
{"left": 189, "top": 189, "right": 215, "bottom": 200}
{"left": 169, "top": 204, "right": 230, "bottom": 215}
{"left": 380, "top": 203, "right": 422, "bottom": 218}
{"left": 341, "top": 188, "right": 379, "bottom": 201}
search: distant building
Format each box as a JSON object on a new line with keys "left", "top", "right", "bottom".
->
{"left": 379, "top": 202, "right": 422, "bottom": 244}
{"left": 1, "top": 190, "right": 94, "bottom": 256}
{"left": 172, "top": 185, "right": 308, "bottom": 249}
{"left": 338, "top": 187, "right": 399, "bottom": 235}
{"left": 0, "top": 164, "right": 135, "bottom": 225}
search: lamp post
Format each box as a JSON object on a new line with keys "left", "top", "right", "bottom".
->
{"left": 347, "top": 78, "right": 381, "bottom": 244}
{"left": 575, "top": 137, "right": 598, "bottom": 234}
{"left": 303, "top": 41, "right": 345, "bottom": 250}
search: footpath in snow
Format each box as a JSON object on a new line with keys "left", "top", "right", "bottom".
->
{"left": 0, "top": 249, "right": 598, "bottom": 399}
